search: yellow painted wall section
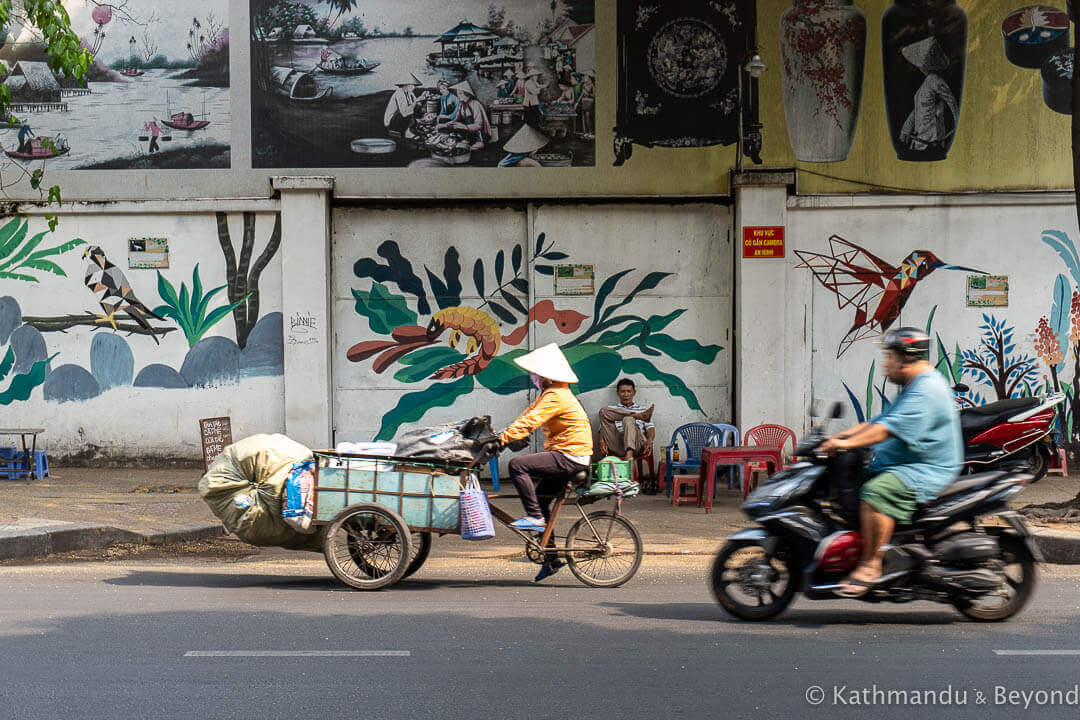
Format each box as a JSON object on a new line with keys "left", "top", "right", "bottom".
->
{"left": 754, "top": 0, "right": 1071, "bottom": 193}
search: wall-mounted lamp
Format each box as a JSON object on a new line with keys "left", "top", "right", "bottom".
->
{"left": 736, "top": 51, "right": 767, "bottom": 171}
{"left": 745, "top": 53, "right": 767, "bottom": 79}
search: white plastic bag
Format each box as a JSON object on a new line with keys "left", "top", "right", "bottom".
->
{"left": 334, "top": 441, "right": 397, "bottom": 470}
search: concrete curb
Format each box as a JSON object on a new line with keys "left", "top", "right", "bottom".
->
{"left": 1032, "top": 528, "right": 1080, "bottom": 564}
{"left": 0, "top": 522, "right": 225, "bottom": 561}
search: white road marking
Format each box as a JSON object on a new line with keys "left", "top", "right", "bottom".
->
{"left": 184, "top": 650, "right": 411, "bottom": 657}
{"left": 994, "top": 650, "right": 1080, "bottom": 656}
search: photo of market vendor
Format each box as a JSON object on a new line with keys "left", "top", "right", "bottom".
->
{"left": 448, "top": 81, "right": 492, "bottom": 151}
{"left": 383, "top": 73, "right": 422, "bottom": 136}
{"left": 498, "top": 124, "right": 549, "bottom": 167}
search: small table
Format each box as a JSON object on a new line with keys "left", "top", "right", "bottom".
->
{"left": 698, "top": 445, "right": 782, "bottom": 513}
{"left": 0, "top": 428, "right": 44, "bottom": 480}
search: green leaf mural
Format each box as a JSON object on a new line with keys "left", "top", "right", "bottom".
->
{"left": 0, "top": 350, "right": 55, "bottom": 406}
{"left": 376, "top": 376, "right": 475, "bottom": 441}
{"left": 393, "top": 346, "right": 466, "bottom": 383}
{"left": 621, "top": 357, "right": 705, "bottom": 414}
{"left": 477, "top": 349, "right": 529, "bottom": 394}
{"left": 348, "top": 240, "right": 723, "bottom": 434}
{"left": 352, "top": 282, "right": 418, "bottom": 334}
{"left": 564, "top": 343, "right": 623, "bottom": 392}
{"left": 153, "top": 265, "right": 247, "bottom": 347}
{"left": 0, "top": 217, "right": 84, "bottom": 283}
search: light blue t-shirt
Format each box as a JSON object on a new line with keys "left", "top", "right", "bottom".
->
{"left": 868, "top": 369, "right": 963, "bottom": 503}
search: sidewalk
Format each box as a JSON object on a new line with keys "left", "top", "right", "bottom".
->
{"left": 0, "top": 467, "right": 1077, "bottom": 562}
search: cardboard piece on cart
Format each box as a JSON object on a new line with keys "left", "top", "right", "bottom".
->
{"left": 198, "top": 433, "right": 323, "bottom": 551}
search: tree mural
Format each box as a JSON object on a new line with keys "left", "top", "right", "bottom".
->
{"left": 215, "top": 211, "right": 282, "bottom": 349}
{"left": 347, "top": 234, "right": 723, "bottom": 440}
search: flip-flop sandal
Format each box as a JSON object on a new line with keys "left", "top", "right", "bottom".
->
{"left": 835, "top": 578, "right": 875, "bottom": 598}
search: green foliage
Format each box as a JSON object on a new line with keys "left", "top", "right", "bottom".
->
{"left": 476, "top": 349, "right": 530, "bottom": 394}
{"left": 153, "top": 265, "right": 246, "bottom": 347}
{"left": 393, "top": 346, "right": 465, "bottom": 383}
{"left": 352, "top": 282, "right": 418, "bottom": 335}
{"left": 15, "top": 0, "right": 91, "bottom": 83}
{"left": 0, "top": 218, "right": 84, "bottom": 282}
{"left": 0, "top": 346, "right": 54, "bottom": 405}
{"left": 376, "top": 376, "right": 474, "bottom": 441}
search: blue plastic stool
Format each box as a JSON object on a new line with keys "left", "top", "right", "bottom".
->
{"left": 0, "top": 448, "right": 46, "bottom": 479}
{"left": 488, "top": 456, "right": 500, "bottom": 492}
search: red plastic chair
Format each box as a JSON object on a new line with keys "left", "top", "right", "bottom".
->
{"left": 743, "top": 424, "right": 797, "bottom": 494}
{"left": 633, "top": 444, "right": 656, "bottom": 490}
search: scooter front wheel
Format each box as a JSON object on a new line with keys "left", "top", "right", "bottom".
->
{"left": 710, "top": 538, "right": 797, "bottom": 621}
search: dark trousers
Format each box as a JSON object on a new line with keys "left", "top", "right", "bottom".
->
{"left": 508, "top": 451, "right": 584, "bottom": 519}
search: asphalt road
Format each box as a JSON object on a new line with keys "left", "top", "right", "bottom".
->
{"left": 5, "top": 548, "right": 1080, "bottom": 720}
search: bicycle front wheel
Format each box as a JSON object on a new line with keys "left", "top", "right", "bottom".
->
{"left": 565, "top": 511, "right": 643, "bottom": 587}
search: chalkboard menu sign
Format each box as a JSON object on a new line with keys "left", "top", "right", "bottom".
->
{"left": 199, "top": 417, "right": 233, "bottom": 470}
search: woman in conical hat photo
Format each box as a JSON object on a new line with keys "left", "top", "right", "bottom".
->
{"left": 498, "top": 124, "right": 549, "bottom": 167}
{"left": 383, "top": 73, "right": 423, "bottom": 133}
{"left": 498, "top": 343, "right": 593, "bottom": 580}
{"left": 450, "top": 80, "right": 491, "bottom": 150}
{"left": 898, "top": 36, "right": 959, "bottom": 154}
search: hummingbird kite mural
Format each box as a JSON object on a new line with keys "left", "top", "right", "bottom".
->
{"left": 795, "top": 235, "right": 983, "bottom": 357}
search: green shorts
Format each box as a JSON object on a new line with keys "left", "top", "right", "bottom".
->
{"left": 860, "top": 471, "right": 918, "bottom": 524}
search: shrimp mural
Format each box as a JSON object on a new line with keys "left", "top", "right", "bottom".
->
{"left": 348, "top": 233, "right": 724, "bottom": 440}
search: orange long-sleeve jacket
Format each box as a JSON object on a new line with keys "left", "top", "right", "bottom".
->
{"left": 499, "top": 383, "right": 593, "bottom": 457}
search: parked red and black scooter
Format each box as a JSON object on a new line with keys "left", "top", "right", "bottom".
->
{"left": 954, "top": 384, "right": 1065, "bottom": 482}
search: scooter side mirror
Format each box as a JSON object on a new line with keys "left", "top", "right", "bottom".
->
{"left": 829, "top": 402, "right": 844, "bottom": 419}
{"left": 953, "top": 383, "right": 969, "bottom": 394}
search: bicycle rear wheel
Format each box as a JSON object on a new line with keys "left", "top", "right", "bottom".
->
{"left": 565, "top": 511, "right": 643, "bottom": 587}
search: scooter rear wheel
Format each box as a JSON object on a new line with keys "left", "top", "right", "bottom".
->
{"left": 952, "top": 534, "right": 1036, "bottom": 622}
{"left": 1026, "top": 445, "right": 1051, "bottom": 483}
{"left": 710, "top": 538, "right": 797, "bottom": 620}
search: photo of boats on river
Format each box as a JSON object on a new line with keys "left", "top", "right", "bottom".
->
{"left": 0, "top": 0, "right": 229, "bottom": 170}
{"left": 251, "top": 0, "right": 596, "bottom": 168}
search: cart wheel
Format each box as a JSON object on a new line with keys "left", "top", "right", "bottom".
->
{"left": 565, "top": 511, "right": 643, "bottom": 588}
{"left": 323, "top": 503, "right": 413, "bottom": 590}
{"left": 403, "top": 532, "right": 433, "bottom": 578}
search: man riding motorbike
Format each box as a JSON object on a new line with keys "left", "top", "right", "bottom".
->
{"left": 818, "top": 327, "right": 963, "bottom": 597}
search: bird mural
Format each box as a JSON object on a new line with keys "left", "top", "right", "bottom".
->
{"left": 347, "top": 300, "right": 589, "bottom": 378}
{"left": 795, "top": 235, "right": 983, "bottom": 357}
{"left": 83, "top": 245, "right": 166, "bottom": 344}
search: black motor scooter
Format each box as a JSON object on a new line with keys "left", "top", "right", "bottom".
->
{"left": 710, "top": 404, "right": 1041, "bottom": 622}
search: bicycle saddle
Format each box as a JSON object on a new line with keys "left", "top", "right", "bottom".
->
{"left": 570, "top": 469, "right": 589, "bottom": 486}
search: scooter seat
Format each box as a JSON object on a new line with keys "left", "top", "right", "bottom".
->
{"left": 960, "top": 397, "right": 1040, "bottom": 437}
{"left": 924, "top": 470, "right": 1007, "bottom": 503}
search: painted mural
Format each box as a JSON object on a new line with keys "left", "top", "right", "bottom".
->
{"left": 250, "top": 0, "right": 596, "bottom": 168}
{"left": 344, "top": 233, "right": 722, "bottom": 440}
{"left": 807, "top": 228, "right": 1080, "bottom": 449}
{"left": 613, "top": 0, "right": 752, "bottom": 166}
{"left": 0, "top": 213, "right": 282, "bottom": 406}
{"left": 0, "top": 0, "right": 230, "bottom": 170}
{"left": 795, "top": 235, "right": 981, "bottom": 357}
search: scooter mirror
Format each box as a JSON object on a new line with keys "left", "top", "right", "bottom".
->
{"left": 809, "top": 400, "right": 821, "bottom": 418}
{"left": 953, "top": 383, "right": 969, "bottom": 393}
{"left": 829, "top": 402, "right": 844, "bottom": 419}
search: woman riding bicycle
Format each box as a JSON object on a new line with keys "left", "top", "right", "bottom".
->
{"left": 498, "top": 343, "right": 592, "bottom": 581}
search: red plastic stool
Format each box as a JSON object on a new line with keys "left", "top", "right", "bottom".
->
{"left": 670, "top": 471, "right": 702, "bottom": 508}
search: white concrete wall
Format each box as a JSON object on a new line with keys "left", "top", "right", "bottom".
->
{"left": 331, "top": 202, "right": 732, "bottom": 461}
{"left": 787, "top": 193, "right": 1080, "bottom": 434}
{"left": 0, "top": 204, "right": 285, "bottom": 462}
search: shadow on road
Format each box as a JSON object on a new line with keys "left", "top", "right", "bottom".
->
{"left": 106, "top": 570, "right": 558, "bottom": 591}
{"left": 602, "top": 601, "right": 963, "bottom": 626}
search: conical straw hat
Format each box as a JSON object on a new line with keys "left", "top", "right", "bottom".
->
{"left": 395, "top": 73, "right": 421, "bottom": 86}
{"left": 513, "top": 343, "right": 578, "bottom": 383}
{"left": 451, "top": 80, "right": 477, "bottom": 97}
{"left": 901, "top": 36, "right": 949, "bottom": 72}
{"left": 503, "top": 124, "right": 550, "bottom": 153}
